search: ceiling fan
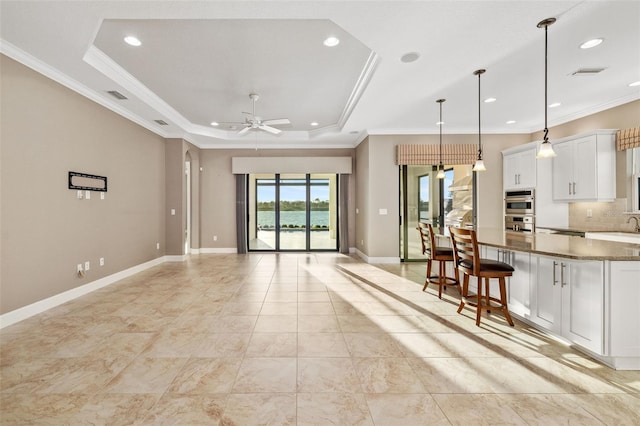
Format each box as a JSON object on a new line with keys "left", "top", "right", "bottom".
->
{"left": 237, "top": 93, "right": 290, "bottom": 135}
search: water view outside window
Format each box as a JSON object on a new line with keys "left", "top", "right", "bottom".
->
{"left": 249, "top": 174, "right": 337, "bottom": 251}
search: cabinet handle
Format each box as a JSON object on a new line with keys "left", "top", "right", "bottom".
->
{"left": 568, "top": 182, "right": 572, "bottom": 195}
{"left": 553, "top": 261, "right": 558, "bottom": 286}
{"left": 515, "top": 175, "right": 518, "bottom": 185}
{"left": 561, "top": 263, "right": 567, "bottom": 287}
{"left": 572, "top": 182, "right": 576, "bottom": 195}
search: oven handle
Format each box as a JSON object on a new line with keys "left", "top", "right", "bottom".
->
{"left": 504, "top": 197, "right": 534, "bottom": 202}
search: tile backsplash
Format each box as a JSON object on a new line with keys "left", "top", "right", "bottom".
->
{"left": 569, "top": 198, "right": 640, "bottom": 231}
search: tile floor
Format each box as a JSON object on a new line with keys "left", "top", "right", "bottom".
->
{"left": 1, "top": 253, "right": 639, "bottom": 425}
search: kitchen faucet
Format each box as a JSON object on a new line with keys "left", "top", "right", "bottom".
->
{"left": 627, "top": 216, "right": 640, "bottom": 233}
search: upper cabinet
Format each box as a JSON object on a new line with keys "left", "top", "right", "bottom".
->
{"left": 503, "top": 146, "right": 537, "bottom": 190}
{"left": 551, "top": 130, "right": 616, "bottom": 202}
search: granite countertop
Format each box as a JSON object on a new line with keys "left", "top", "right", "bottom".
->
{"left": 436, "top": 227, "right": 640, "bottom": 261}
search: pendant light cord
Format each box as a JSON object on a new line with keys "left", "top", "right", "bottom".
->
{"left": 543, "top": 23, "right": 549, "bottom": 143}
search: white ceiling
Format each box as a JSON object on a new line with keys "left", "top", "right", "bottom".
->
{"left": 1, "top": 1, "right": 639, "bottom": 149}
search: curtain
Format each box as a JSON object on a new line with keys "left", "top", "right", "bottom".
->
{"left": 235, "top": 174, "right": 248, "bottom": 254}
{"left": 396, "top": 144, "right": 477, "bottom": 165}
{"left": 616, "top": 127, "right": 640, "bottom": 151}
{"left": 338, "top": 174, "right": 349, "bottom": 254}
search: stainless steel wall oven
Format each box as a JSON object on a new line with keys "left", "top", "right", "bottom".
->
{"left": 505, "top": 189, "right": 535, "bottom": 233}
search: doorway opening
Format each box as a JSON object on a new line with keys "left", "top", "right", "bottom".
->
{"left": 248, "top": 173, "right": 339, "bottom": 252}
{"left": 400, "top": 164, "right": 473, "bottom": 261}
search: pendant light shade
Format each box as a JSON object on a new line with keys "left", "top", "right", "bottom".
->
{"left": 436, "top": 98, "right": 446, "bottom": 179}
{"left": 472, "top": 69, "right": 486, "bottom": 172}
{"left": 536, "top": 17, "right": 557, "bottom": 159}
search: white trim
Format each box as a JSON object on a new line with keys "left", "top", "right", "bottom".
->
{"left": 199, "top": 248, "right": 238, "bottom": 254}
{"left": 338, "top": 51, "right": 379, "bottom": 129}
{"left": 354, "top": 249, "right": 400, "bottom": 264}
{"left": 0, "top": 39, "right": 169, "bottom": 139}
{"left": 0, "top": 256, "right": 167, "bottom": 329}
{"left": 190, "top": 248, "right": 201, "bottom": 255}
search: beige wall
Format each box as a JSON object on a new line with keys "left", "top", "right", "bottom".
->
{"left": 0, "top": 55, "right": 166, "bottom": 314}
{"left": 355, "top": 138, "right": 370, "bottom": 254}
{"left": 199, "top": 148, "right": 356, "bottom": 250}
{"left": 356, "top": 133, "right": 529, "bottom": 259}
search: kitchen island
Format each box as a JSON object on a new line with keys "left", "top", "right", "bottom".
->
{"left": 436, "top": 228, "right": 640, "bottom": 370}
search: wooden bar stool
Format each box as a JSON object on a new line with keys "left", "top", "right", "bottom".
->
{"left": 449, "top": 226, "right": 515, "bottom": 326}
{"left": 417, "top": 222, "right": 459, "bottom": 299}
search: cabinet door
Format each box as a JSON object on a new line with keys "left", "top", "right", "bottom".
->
{"left": 531, "top": 256, "right": 562, "bottom": 333}
{"left": 552, "top": 142, "right": 573, "bottom": 201}
{"left": 572, "top": 136, "right": 597, "bottom": 200}
{"left": 507, "top": 250, "right": 530, "bottom": 318}
{"left": 517, "top": 150, "right": 536, "bottom": 189}
{"left": 561, "top": 260, "right": 603, "bottom": 354}
{"left": 503, "top": 153, "right": 520, "bottom": 190}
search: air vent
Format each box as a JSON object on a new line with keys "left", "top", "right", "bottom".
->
{"left": 571, "top": 68, "right": 606, "bottom": 76}
{"left": 107, "top": 90, "right": 127, "bottom": 100}
{"left": 154, "top": 119, "right": 168, "bottom": 126}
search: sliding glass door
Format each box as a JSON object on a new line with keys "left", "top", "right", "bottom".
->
{"left": 248, "top": 173, "right": 338, "bottom": 251}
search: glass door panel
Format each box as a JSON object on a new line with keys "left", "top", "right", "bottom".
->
{"left": 250, "top": 174, "right": 276, "bottom": 250}
{"left": 406, "top": 166, "right": 434, "bottom": 260}
{"left": 279, "top": 174, "right": 307, "bottom": 250}
{"left": 310, "top": 174, "right": 338, "bottom": 250}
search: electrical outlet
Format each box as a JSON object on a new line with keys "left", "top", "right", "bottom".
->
{"left": 156, "top": 242, "right": 160, "bottom": 250}
{"left": 213, "top": 235, "right": 218, "bottom": 241}
{"left": 84, "top": 261, "right": 90, "bottom": 271}
{"left": 100, "top": 192, "right": 105, "bottom": 200}
{"left": 99, "top": 257, "right": 105, "bottom": 266}
{"left": 77, "top": 264, "right": 83, "bottom": 273}
{"left": 587, "top": 209, "right": 593, "bottom": 218}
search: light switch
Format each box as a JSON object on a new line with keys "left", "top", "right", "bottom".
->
{"left": 171, "top": 209, "right": 176, "bottom": 215}
{"left": 85, "top": 190, "right": 91, "bottom": 199}
{"left": 77, "top": 190, "right": 83, "bottom": 199}
{"left": 379, "top": 208, "right": 388, "bottom": 215}
{"left": 100, "top": 192, "right": 105, "bottom": 200}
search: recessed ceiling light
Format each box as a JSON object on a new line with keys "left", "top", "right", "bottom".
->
{"left": 484, "top": 97, "right": 497, "bottom": 103}
{"left": 629, "top": 81, "right": 640, "bottom": 87}
{"left": 549, "top": 102, "right": 561, "bottom": 108}
{"left": 124, "top": 36, "right": 141, "bottom": 47}
{"left": 580, "top": 38, "right": 603, "bottom": 49}
{"left": 310, "top": 122, "right": 319, "bottom": 126}
{"left": 210, "top": 121, "right": 219, "bottom": 126}
{"left": 506, "top": 120, "right": 516, "bottom": 124}
{"left": 400, "top": 52, "right": 420, "bottom": 63}
{"left": 323, "top": 36, "right": 340, "bottom": 47}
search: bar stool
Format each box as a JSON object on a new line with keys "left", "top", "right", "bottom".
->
{"left": 449, "top": 226, "right": 515, "bottom": 326}
{"left": 417, "top": 222, "right": 459, "bottom": 299}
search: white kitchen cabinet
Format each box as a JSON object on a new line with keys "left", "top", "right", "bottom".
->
{"left": 484, "top": 246, "right": 531, "bottom": 318}
{"left": 531, "top": 255, "right": 604, "bottom": 354}
{"left": 552, "top": 130, "right": 616, "bottom": 202}
{"left": 607, "top": 262, "right": 640, "bottom": 363}
{"left": 503, "top": 147, "right": 536, "bottom": 190}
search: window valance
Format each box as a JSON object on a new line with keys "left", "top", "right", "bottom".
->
{"left": 396, "top": 144, "right": 477, "bottom": 165}
{"left": 616, "top": 127, "right": 640, "bottom": 151}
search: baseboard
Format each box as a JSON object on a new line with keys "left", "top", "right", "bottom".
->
{"left": 354, "top": 249, "right": 400, "bottom": 264}
{"left": 165, "top": 255, "right": 187, "bottom": 262}
{"left": 0, "top": 255, "right": 172, "bottom": 329}
{"left": 198, "top": 248, "right": 238, "bottom": 254}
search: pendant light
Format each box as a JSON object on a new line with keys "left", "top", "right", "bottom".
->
{"left": 436, "top": 98, "right": 446, "bottom": 179}
{"left": 536, "top": 17, "right": 557, "bottom": 158}
{"left": 472, "top": 69, "right": 486, "bottom": 172}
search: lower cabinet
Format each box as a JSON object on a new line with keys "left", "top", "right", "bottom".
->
{"left": 531, "top": 255, "right": 604, "bottom": 354}
{"left": 484, "top": 247, "right": 530, "bottom": 318}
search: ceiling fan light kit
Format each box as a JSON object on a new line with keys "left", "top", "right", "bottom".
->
{"left": 234, "top": 93, "right": 291, "bottom": 136}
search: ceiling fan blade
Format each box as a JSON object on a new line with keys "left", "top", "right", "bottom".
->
{"left": 258, "top": 125, "right": 282, "bottom": 135}
{"left": 237, "top": 126, "right": 251, "bottom": 135}
{"left": 262, "top": 118, "right": 290, "bottom": 126}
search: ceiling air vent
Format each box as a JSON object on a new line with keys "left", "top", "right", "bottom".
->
{"left": 107, "top": 90, "right": 127, "bottom": 100}
{"left": 154, "top": 119, "right": 168, "bottom": 126}
{"left": 571, "top": 67, "right": 606, "bottom": 76}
